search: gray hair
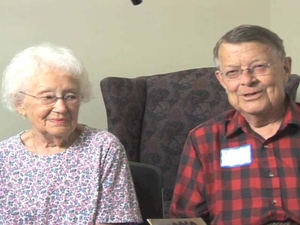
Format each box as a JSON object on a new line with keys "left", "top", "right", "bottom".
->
{"left": 1, "top": 43, "right": 92, "bottom": 113}
{"left": 213, "top": 24, "right": 286, "bottom": 67}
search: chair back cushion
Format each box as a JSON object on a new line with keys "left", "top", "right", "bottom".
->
{"left": 100, "top": 77, "right": 147, "bottom": 161}
{"left": 139, "top": 68, "right": 231, "bottom": 202}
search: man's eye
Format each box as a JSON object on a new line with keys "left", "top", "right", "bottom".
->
{"left": 253, "top": 64, "right": 266, "bottom": 69}
{"left": 226, "top": 70, "right": 239, "bottom": 76}
{"left": 252, "top": 64, "right": 269, "bottom": 73}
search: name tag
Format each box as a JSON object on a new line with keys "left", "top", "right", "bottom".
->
{"left": 221, "top": 144, "right": 252, "bottom": 168}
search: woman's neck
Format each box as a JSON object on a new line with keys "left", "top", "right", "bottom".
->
{"left": 24, "top": 125, "right": 83, "bottom": 155}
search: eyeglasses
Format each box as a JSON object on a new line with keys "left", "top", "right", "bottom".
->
{"left": 219, "top": 63, "right": 272, "bottom": 80}
{"left": 19, "top": 91, "right": 82, "bottom": 106}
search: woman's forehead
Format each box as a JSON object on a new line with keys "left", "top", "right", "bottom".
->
{"left": 28, "top": 71, "right": 80, "bottom": 90}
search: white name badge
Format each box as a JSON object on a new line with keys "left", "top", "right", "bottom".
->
{"left": 220, "top": 144, "right": 252, "bottom": 168}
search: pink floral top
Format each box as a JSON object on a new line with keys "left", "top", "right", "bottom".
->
{"left": 0, "top": 125, "right": 142, "bottom": 224}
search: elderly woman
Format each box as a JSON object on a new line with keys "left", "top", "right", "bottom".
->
{"left": 0, "top": 43, "right": 142, "bottom": 224}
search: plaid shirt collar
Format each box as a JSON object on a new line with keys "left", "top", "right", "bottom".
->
{"left": 225, "top": 97, "right": 300, "bottom": 138}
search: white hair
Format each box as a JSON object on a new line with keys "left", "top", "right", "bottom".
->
{"left": 1, "top": 43, "right": 92, "bottom": 113}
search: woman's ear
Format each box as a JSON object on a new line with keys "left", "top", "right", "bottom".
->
{"left": 16, "top": 105, "right": 26, "bottom": 117}
{"left": 14, "top": 96, "right": 26, "bottom": 117}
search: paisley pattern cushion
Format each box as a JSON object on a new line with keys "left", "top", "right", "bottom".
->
{"left": 100, "top": 77, "right": 147, "bottom": 162}
{"left": 100, "top": 68, "right": 300, "bottom": 218}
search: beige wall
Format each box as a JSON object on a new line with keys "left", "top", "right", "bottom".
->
{"left": 270, "top": 0, "right": 300, "bottom": 98}
{"left": 0, "top": 0, "right": 281, "bottom": 140}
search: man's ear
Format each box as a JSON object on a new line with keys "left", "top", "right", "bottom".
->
{"left": 283, "top": 57, "right": 292, "bottom": 83}
{"left": 215, "top": 70, "right": 227, "bottom": 90}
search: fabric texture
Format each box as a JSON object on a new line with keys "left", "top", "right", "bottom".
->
{"left": 0, "top": 125, "right": 142, "bottom": 224}
{"left": 100, "top": 67, "right": 300, "bottom": 218}
{"left": 169, "top": 98, "right": 300, "bottom": 225}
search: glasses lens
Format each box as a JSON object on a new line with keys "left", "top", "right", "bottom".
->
{"left": 64, "top": 94, "right": 81, "bottom": 105}
{"left": 40, "top": 95, "right": 57, "bottom": 105}
{"left": 225, "top": 70, "right": 240, "bottom": 79}
{"left": 252, "top": 64, "right": 271, "bottom": 75}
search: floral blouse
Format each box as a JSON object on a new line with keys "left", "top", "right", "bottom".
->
{"left": 0, "top": 125, "right": 142, "bottom": 224}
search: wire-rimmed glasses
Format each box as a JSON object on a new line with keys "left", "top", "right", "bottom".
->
{"left": 19, "top": 91, "right": 82, "bottom": 106}
{"left": 218, "top": 63, "right": 272, "bottom": 80}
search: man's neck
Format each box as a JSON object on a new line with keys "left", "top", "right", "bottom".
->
{"left": 242, "top": 107, "right": 286, "bottom": 139}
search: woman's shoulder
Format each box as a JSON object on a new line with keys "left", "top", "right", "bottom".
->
{"left": 79, "top": 125, "right": 121, "bottom": 145}
{"left": 81, "top": 125, "right": 116, "bottom": 137}
{"left": 75, "top": 125, "right": 124, "bottom": 157}
{"left": 0, "top": 132, "right": 24, "bottom": 148}
{"left": 0, "top": 132, "right": 25, "bottom": 160}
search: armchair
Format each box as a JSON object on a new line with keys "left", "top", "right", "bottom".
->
{"left": 100, "top": 67, "right": 300, "bottom": 218}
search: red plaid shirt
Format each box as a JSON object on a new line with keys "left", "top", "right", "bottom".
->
{"left": 169, "top": 99, "right": 300, "bottom": 225}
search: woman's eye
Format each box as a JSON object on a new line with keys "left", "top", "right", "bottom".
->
{"left": 65, "top": 94, "right": 78, "bottom": 100}
{"left": 42, "top": 95, "right": 56, "bottom": 100}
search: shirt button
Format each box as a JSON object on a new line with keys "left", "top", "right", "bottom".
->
{"left": 269, "top": 172, "right": 274, "bottom": 177}
{"left": 272, "top": 199, "right": 277, "bottom": 205}
{"left": 263, "top": 145, "right": 269, "bottom": 149}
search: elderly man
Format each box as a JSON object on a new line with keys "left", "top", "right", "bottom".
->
{"left": 169, "top": 24, "right": 300, "bottom": 225}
